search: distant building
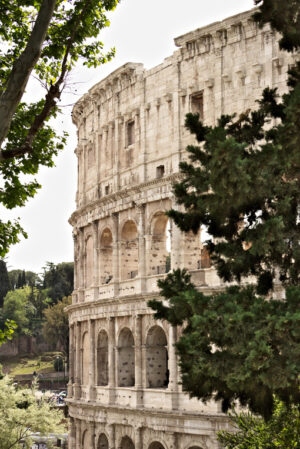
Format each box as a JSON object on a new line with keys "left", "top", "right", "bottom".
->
{"left": 67, "top": 8, "right": 293, "bottom": 449}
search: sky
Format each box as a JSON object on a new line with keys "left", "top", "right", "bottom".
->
{"left": 3, "top": 0, "right": 254, "bottom": 273}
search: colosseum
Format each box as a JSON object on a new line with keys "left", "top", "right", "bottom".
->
{"left": 67, "top": 8, "right": 293, "bottom": 449}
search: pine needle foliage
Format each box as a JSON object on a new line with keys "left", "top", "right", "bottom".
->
{"left": 149, "top": 0, "right": 300, "bottom": 420}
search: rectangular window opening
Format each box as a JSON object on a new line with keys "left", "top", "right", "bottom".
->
{"left": 190, "top": 92, "right": 204, "bottom": 119}
{"left": 127, "top": 120, "right": 135, "bottom": 146}
{"left": 156, "top": 165, "right": 165, "bottom": 179}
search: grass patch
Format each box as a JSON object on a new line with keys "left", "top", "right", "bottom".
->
{"left": 0, "top": 352, "right": 64, "bottom": 376}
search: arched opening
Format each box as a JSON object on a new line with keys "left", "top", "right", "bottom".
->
{"left": 82, "top": 430, "right": 88, "bottom": 449}
{"left": 121, "top": 220, "right": 138, "bottom": 280}
{"left": 97, "top": 433, "right": 109, "bottom": 449}
{"left": 99, "top": 228, "right": 113, "bottom": 284}
{"left": 118, "top": 328, "right": 135, "bottom": 387}
{"left": 149, "top": 443, "right": 165, "bottom": 449}
{"left": 199, "top": 225, "right": 211, "bottom": 269}
{"left": 188, "top": 447, "right": 203, "bottom": 449}
{"left": 146, "top": 326, "right": 168, "bottom": 389}
{"left": 85, "top": 234, "right": 94, "bottom": 287}
{"left": 120, "top": 436, "right": 135, "bottom": 449}
{"left": 81, "top": 332, "right": 89, "bottom": 385}
{"left": 148, "top": 213, "right": 170, "bottom": 276}
{"left": 97, "top": 330, "right": 108, "bottom": 386}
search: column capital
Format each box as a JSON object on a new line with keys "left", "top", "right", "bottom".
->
{"left": 134, "top": 201, "right": 146, "bottom": 213}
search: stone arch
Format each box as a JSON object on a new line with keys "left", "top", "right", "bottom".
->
{"left": 97, "top": 330, "right": 108, "bottom": 386}
{"left": 97, "top": 433, "right": 109, "bottom": 449}
{"left": 120, "top": 436, "right": 135, "bottom": 449}
{"left": 117, "top": 327, "right": 135, "bottom": 387}
{"left": 85, "top": 234, "right": 94, "bottom": 287}
{"left": 81, "top": 331, "right": 89, "bottom": 385}
{"left": 148, "top": 443, "right": 166, "bottom": 449}
{"left": 146, "top": 325, "right": 168, "bottom": 388}
{"left": 148, "top": 212, "right": 170, "bottom": 276}
{"left": 99, "top": 227, "right": 113, "bottom": 284}
{"left": 120, "top": 220, "right": 138, "bottom": 280}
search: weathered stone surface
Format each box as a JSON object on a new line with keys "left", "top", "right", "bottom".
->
{"left": 67, "top": 8, "right": 293, "bottom": 449}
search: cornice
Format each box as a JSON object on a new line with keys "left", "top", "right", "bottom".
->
{"left": 174, "top": 8, "right": 258, "bottom": 47}
{"left": 66, "top": 398, "right": 227, "bottom": 421}
{"left": 69, "top": 173, "right": 183, "bottom": 226}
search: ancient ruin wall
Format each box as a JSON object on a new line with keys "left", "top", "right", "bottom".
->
{"left": 67, "top": 9, "right": 295, "bottom": 449}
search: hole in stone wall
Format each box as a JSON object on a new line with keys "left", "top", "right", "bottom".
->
{"left": 146, "top": 325, "right": 168, "bottom": 389}
{"left": 117, "top": 328, "right": 135, "bottom": 387}
{"left": 97, "top": 330, "right": 108, "bottom": 386}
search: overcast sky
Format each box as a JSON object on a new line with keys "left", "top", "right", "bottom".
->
{"left": 3, "top": 0, "right": 254, "bottom": 274}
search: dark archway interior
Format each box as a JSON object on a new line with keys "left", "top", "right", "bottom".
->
{"left": 146, "top": 326, "right": 168, "bottom": 389}
{"left": 118, "top": 328, "right": 135, "bottom": 387}
{"left": 97, "top": 330, "right": 108, "bottom": 386}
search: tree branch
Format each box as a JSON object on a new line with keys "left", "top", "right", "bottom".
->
{"left": 0, "top": 0, "right": 93, "bottom": 162}
{"left": 0, "top": 0, "right": 57, "bottom": 148}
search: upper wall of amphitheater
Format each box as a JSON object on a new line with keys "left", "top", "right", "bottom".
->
{"left": 71, "top": 8, "right": 293, "bottom": 216}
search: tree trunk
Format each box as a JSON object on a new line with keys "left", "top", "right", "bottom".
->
{"left": 0, "top": 0, "right": 57, "bottom": 149}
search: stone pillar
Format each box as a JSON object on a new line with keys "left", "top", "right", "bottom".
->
{"left": 107, "top": 424, "right": 115, "bottom": 449}
{"left": 88, "top": 319, "right": 96, "bottom": 401}
{"left": 112, "top": 213, "right": 119, "bottom": 296}
{"left": 137, "top": 203, "right": 146, "bottom": 292}
{"left": 169, "top": 432, "right": 178, "bottom": 449}
{"left": 74, "top": 322, "right": 81, "bottom": 399}
{"left": 135, "top": 427, "right": 143, "bottom": 449}
{"left": 108, "top": 317, "right": 116, "bottom": 403}
{"left": 75, "top": 419, "right": 81, "bottom": 449}
{"left": 134, "top": 314, "right": 143, "bottom": 407}
{"left": 170, "top": 198, "right": 184, "bottom": 271}
{"left": 139, "top": 104, "right": 147, "bottom": 182}
{"left": 82, "top": 141, "right": 87, "bottom": 206}
{"left": 170, "top": 220, "right": 182, "bottom": 270}
{"left": 68, "top": 324, "right": 74, "bottom": 397}
{"left": 89, "top": 421, "right": 96, "bottom": 449}
{"left": 174, "top": 62, "right": 183, "bottom": 170}
{"left": 113, "top": 117, "right": 120, "bottom": 191}
{"left": 92, "top": 221, "right": 99, "bottom": 301}
{"left": 79, "top": 228, "right": 85, "bottom": 302}
{"left": 144, "top": 234, "right": 152, "bottom": 277}
{"left": 168, "top": 325, "right": 179, "bottom": 409}
{"left": 73, "top": 232, "right": 78, "bottom": 291}
{"left": 141, "top": 344, "right": 147, "bottom": 389}
{"left": 69, "top": 417, "right": 76, "bottom": 449}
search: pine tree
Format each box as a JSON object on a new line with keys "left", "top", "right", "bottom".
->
{"left": 149, "top": 0, "right": 300, "bottom": 420}
{"left": 21, "top": 270, "right": 26, "bottom": 287}
{"left": 0, "top": 260, "right": 10, "bottom": 308}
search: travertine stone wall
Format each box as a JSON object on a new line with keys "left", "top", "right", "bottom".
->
{"left": 67, "top": 8, "right": 295, "bottom": 449}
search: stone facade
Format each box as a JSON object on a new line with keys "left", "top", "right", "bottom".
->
{"left": 67, "top": 8, "right": 293, "bottom": 449}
